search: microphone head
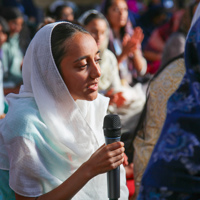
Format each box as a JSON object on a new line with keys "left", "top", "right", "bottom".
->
{"left": 103, "top": 114, "right": 121, "bottom": 138}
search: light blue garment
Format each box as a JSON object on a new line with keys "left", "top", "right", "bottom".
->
{"left": 2, "top": 33, "right": 23, "bottom": 88}
{"left": 0, "top": 62, "right": 4, "bottom": 114}
{"left": 0, "top": 170, "right": 15, "bottom": 200}
{"left": 0, "top": 97, "right": 72, "bottom": 197}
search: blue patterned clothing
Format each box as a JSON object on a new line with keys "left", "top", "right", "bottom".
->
{"left": 138, "top": 7, "right": 200, "bottom": 200}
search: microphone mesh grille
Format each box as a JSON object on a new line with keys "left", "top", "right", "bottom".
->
{"left": 103, "top": 114, "right": 121, "bottom": 129}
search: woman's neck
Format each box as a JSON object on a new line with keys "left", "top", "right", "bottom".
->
{"left": 112, "top": 28, "right": 121, "bottom": 39}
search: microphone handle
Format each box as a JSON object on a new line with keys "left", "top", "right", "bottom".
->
{"left": 105, "top": 137, "right": 121, "bottom": 200}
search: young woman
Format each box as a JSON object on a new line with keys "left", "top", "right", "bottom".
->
{"left": 0, "top": 22, "right": 129, "bottom": 199}
{"left": 101, "top": 0, "right": 147, "bottom": 85}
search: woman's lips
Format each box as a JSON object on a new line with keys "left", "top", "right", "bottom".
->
{"left": 87, "top": 83, "right": 98, "bottom": 91}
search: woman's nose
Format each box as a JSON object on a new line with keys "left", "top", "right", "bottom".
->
{"left": 90, "top": 62, "right": 101, "bottom": 79}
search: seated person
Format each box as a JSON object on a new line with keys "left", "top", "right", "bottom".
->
{"left": 0, "top": 22, "right": 129, "bottom": 199}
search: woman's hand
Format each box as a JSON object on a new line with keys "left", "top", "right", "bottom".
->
{"left": 123, "top": 153, "right": 129, "bottom": 166}
{"left": 118, "top": 27, "right": 144, "bottom": 63}
{"left": 106, "top": 89, "right": 126, "bottom": 108}
{"left": 85, "top": 142, "right": 125, "bottom": 179}
{"left": 130, "top": 27, "right": 144, "bottom": 47}
{"left": 121, "top": 34, "right": 137, "bottom": 59}
{"left": 15, "top": 142, "right": 125, "bottom": 200}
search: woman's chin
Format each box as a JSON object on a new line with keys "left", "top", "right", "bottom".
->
{"left": 86, "top": 92, "right": 98, "bottom": 101}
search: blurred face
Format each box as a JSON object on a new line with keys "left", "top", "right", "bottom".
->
{"left": 106, "top": 0, "right": 128, "bottom": 29}
{"left": 60, "top": 7, "right": 74, "bottom": 21}
{"left": 8, "top": 17, "right": 23, "bottom": 35}
{"left": 85, "top": 18, "right": 107, "bottom": 48}
{"left": 0, "top": 25, "right": 7, "bottom": 47}
{"left": 60, "top": 32, "right": 101, "bottom": 101}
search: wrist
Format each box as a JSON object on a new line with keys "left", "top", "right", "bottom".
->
{"left": 117, "top": 53, "right": 127, "bottom": 63}
{"left": 80, "top": 161, "right": 95, "bottom": 180}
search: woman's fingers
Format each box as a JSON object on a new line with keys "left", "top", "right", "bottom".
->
{"left": 106, "top": 141, "right": 124, "bottom": 151}
{"left": 108, "top": 154, "right": 124, "bottom": 170}
{"left": 86, "top": 142, "right": 125, "bottom": 176}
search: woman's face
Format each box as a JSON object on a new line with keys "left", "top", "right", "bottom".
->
{"left": 106, "top": 0, "right": 128, "bottom": 29}
{"left": 60, "top": 32, "right": 101, "bottom": 101}
{"left": 85, "top": 18, "right": 107, "bottom": 49}
{"left": 8, "top": 17, "right": 23, "bottom": 35}
{"left": 60, "top": 7, "right": 74, "bottom": 21}
{"left": 0, "top": 25, "right": 7, "bottom": 47}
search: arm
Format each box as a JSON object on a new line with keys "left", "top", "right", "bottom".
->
{"left": 143, "top": 50, "right": 162, "bottom": 62}
{"left": 132, "top": 49, "right": 147, "bottom": 75}
{"left": 148, "top": 29, "right": 165, "bottom": 52}
{"left": 15, "top": 142, "right": 125, "bottom": 200}
{"left": 117, "top": 27, "right": 146, "bottom": 74}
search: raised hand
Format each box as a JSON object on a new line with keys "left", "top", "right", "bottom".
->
{"left": 106, "top": 89, "right": 126, "bottom": 108}
{"left": 120, "top": 26, "right": 144, "bottom": 62}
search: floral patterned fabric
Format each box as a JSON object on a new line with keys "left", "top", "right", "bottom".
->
{"left": 133, "top": 57, "right": 185, "bottom": 198}
{"left": 137, "top": 11, "right": 200, "bottom": 200}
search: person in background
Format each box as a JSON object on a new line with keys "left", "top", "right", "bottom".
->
{"left": 101, "top": 0, "right": 147, "bottom": 86}
{"left": 132, "top": 54, "right": 185, "bottom": 199}
{"left": 0, "top": 17, "right": 9, "bottom": 118}
{"left": 132, "top": 4, "right": 198, "bottom": 196}
{"left": 79, "top": 9, "right": 146, "bottom": 151}
{"left": 0, "top": 22, "right": 129, "bottom": 200}
{"left": 78, "top": 10, "right": 126, "bottom": 107}
{"left": 48, "top": 0, "right": 78, "bottom": 22}
{"left": 138, "top": 4, "right": 200, "bottom": 199}
{"left": 0, "top": 65, "right": 5, "bottom": 119}
{"left": 143, "top": 0, "right": 186, "bottom": 74}
{"left": 53, "top": 5, "right": 74, "bottom": 22}
{"left": 1, "top": 7, "right": 30, "bottom": 94}
{"left": 161, "top": 1, "right": 199, "bottom": 66}
{"left": 137, "top": 5, "right": 167, "bottom": 74}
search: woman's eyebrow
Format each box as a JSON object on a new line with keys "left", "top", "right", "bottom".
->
{"left": 73, "top": 55, "right": 87, "bottom": 63}
{"left": 96, "top": 50, "right": 100, "bottom": 55}
{"left": 73, "top": 50, "right": 101, "bottom": 63}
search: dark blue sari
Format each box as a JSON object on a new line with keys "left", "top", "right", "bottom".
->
{"left": 137, "top": 11, "right": 200, "bottom": 200}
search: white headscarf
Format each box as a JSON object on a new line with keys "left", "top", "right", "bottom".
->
{"left": 0, "top": 22, "right": 128, "bottom": 199}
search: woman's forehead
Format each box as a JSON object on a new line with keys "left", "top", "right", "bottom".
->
{"left": 64, "top": 32, "right": 98, "bottom": 54}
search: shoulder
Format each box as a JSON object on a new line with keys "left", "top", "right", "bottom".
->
{"left": 1, "top": 97, "right": 46, "bottom": 141}
{"left": 101, "top": 49, "right": 118, "bottom": 67}
{"left": 102, "top": 49, "right": 117, "bottom": 59}
{"left": 152, "top": 58, "right": 185, "bottom": 87}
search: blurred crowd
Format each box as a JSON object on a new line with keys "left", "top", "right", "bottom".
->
{"left": 0, "top": 0, "right": 199, "bottom": 199}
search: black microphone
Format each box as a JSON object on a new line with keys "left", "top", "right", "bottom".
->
{"left": 103, "top": 114, "right": 121, "bottom": 200}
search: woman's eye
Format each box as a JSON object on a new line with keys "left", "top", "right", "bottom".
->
{"left": 95, "top": 58, "right": 102, "bottom": 64}
{"left": 79, "top": 64, "right": 88, "bottom": 69}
